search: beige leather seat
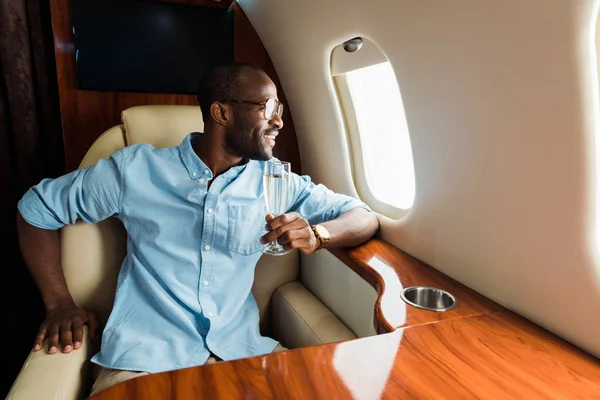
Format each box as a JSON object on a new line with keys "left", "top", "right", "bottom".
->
{"left": 7, "top": 105, "right": 363, "bottom": 399}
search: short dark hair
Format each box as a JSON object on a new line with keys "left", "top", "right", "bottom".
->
{"left": 196, "top": 61, "right": 264, "bottom": 123}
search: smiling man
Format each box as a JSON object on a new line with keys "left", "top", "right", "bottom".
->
{"left": 16, "top": 61, "right": 379, "bottom": 396}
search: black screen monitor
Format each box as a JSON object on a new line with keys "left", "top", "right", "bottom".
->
{"left": 72, "top": 0, "right": 234, "bottom": 94}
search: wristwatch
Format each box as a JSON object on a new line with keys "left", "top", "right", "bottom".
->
{"left": 311, "top": 224, "right": 331, "bottom": 249}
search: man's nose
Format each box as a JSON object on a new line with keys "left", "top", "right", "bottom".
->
{"left": 270, "top": 112, "right": 284, "bottom": 129}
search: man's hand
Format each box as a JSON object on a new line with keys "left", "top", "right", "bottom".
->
{"left": 260, "top": 213, "right": 320, "bottom": 254}
{"left": 34, "top": 303, "right": 99, "bottom": 354}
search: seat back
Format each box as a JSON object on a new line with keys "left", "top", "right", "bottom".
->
{"left": 61, "top": 105, "right": 298, "bottom": 335}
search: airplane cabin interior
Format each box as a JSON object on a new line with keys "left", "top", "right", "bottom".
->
{"left": 2, "top": 0, "right": 600, "bottom": 398}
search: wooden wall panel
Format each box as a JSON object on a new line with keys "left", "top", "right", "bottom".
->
{"left": 49, "top": 0, "right": 300, "bottom": 173}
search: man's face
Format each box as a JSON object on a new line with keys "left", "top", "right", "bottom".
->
{"left": 223, "top": 69, "right": 283, "bottom": 161}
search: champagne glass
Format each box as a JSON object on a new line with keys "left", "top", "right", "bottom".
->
{"left": 262, "top": 161, "right": 291, "bottom": 256}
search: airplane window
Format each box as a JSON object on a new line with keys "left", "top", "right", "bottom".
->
{"left": 345, "top": 61, "right": 415, "bottom": 211}
{"left": 332, "top": 40, "right": 415, "bottom": 218}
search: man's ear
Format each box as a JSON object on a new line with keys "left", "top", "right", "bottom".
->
{"left": 210, "top": 102, "right": 229, "bottom": 126}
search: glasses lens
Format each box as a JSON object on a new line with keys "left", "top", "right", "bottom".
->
{"left": 265, "top": 98, "right": 276, "bottom": 119}
{"left": 277, "top": 103, "right": 284, "bottom": 118}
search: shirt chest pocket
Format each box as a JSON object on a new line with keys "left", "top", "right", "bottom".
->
{"left": 227, "top": 205, "right": 267, "bottom": 255}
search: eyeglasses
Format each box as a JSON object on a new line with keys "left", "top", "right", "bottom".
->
{"left": 221, "top": 98, "right": 284, "bottom": 120}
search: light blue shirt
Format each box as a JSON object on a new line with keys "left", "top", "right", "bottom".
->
{"left": 17, "top": 133, "right": 369, "bottom": 374}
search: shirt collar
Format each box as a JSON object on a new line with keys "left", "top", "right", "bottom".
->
{"left": 178, "top": 132, "right": 251, "bottom": 180}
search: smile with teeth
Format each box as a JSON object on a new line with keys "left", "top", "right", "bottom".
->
{"left": 264, "top": 133, "right": 277, "bottom": 142}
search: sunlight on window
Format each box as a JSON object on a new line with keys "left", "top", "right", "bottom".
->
{"left": 345, "top": 62, "right": 415, "bottom": 209}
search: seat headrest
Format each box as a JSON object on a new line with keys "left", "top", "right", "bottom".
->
{"left": 122, "top": 105, "right": 205, "bottom": 148}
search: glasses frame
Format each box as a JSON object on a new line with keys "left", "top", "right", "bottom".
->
{"left": 221, "top": 98, "right": 284, "bottom": 120}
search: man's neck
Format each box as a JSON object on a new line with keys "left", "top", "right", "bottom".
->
{"left": 193, "top": 129, "right": 244, "bottom": 179}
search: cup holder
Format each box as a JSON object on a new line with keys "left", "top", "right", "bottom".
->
{"left": 400, "top": 286, "right": 458, "bottom": 312}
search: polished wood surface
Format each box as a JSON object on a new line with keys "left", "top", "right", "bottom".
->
{"left": 92, "top": 310, "right": 600, "bottom": 399}
{"left": 329, "top": 239, "right": 505, "bottom": 333}
{"left": 49, "top": 0, "right": 300, "bottom": 173}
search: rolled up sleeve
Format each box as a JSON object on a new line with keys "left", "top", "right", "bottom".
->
{"left": 286, "top": 174, "right": 370, "bottom": 225}
{"left": 17, "top": 153, "right": 123, "bottom": 230}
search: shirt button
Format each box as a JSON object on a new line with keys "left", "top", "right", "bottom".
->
{"left": 192, "top": 172, "right": 197, "bottom": 177}
{"left": 203, "top": 280, "right": 209, "bottom": 286}
{"left": 204, "top": 169, "right": 210, "bottom": 175}
{"left": 207, "top": 208, "right": 213, "bottom": 214}
{"left": 208, "top": 312, "right": 213, "bottom": 317}
{"left": 199, "top": 179, "right": 204, "bottom": 183}
{"left": 204, "top": 245, "right": 210, "bottom": 251}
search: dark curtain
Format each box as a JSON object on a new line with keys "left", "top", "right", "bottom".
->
{"left": 0, "top": 0, "right": 65, "bottom": 396}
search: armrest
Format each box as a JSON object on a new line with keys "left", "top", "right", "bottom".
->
{"left": 270, "top": 281, "right": 356, "bottom": 348}
{"left": 7, "top": 327, "right": 95, "bottom": 400}
{"left": 329, "top": 238, "right": 505, "bottom": 333}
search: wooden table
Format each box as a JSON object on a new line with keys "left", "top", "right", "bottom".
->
{"left": 91, "top": 239, "right": 600, "bottom": 399}
{"left": 92, "top": 309, "right": 600, "bottom": 399}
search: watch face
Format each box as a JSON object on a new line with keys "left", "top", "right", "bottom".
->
{"left": 316, "top": 225, "right": 330, "bottom": 240}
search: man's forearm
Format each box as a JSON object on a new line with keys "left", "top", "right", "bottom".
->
{"left": 16, "top": 211, "right": 74, "bottom": 311}
{"left": 319, "top": 207, "right": 379, "bottom": 249}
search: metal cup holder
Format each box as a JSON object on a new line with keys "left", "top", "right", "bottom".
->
{"left": 400, "top": 286, "right": 458, "bottom": 311}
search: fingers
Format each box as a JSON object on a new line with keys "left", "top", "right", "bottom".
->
{"left": 72, "top": 318, "right": 84, "bottom": 349}
{"left": 60, "top": 320, "right": 74, "bottom": 353}
{"left": 34, "top": 308, "right": 101, "bottom": 354}
{"left": 282, "top": 238, "right": 314, "bottom": 253}
{"left": 279, "top": 228, "right": 319, "bottom": 254}
{"left": 277, "top": 227, "right": 306, "bottom": 246}
{"left": 34, "top": 322, "right": 69, "bottom": 354}
{"left": 48, "top": 324, "right": 59, "bottom": 354}
{"left": 261, "top": 213, "right": 319, "bottom": 253}
{"left": 267, "top": 212, "right": 301, "bottom": 230}
{"left": 261, "top": 213, "right": 307, "bottom": 244}
{"left": 33, "top": 326, "right": 48, "bottom": 351}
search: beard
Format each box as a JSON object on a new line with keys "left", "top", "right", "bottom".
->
{"left": 224, "top": 112, "right": 274, "bottom": 161}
